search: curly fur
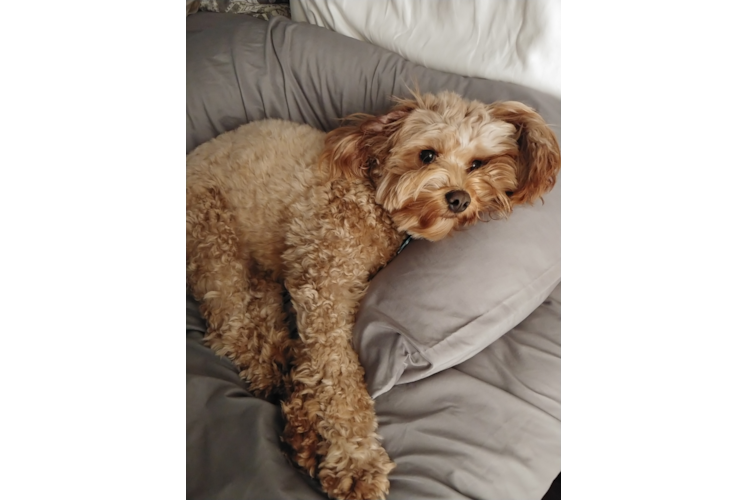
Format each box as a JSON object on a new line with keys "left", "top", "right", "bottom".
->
{"left": 186, "top": 91, "right": 560, "bottom": 500}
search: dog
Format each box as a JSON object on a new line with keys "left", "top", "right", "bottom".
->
{"left": 186, "top": 91, "right": 560, "bottom": 500}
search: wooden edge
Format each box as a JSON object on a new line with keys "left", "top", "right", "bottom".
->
{"left": 561, "top": 150, "right": 577, "bottom": 168}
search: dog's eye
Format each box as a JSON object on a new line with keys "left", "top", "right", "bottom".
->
{"left": 419, "top": 150, "right": 437, "bottom": 164}
{"left": 469, "top": 160, "right": 484, "bottom": 171}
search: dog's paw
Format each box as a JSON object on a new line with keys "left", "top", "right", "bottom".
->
{"left": 319, "top": 466, "right": 391, "bottom": 500}
{"left": 318, "top": 444, "right": 395, "bottom": 500}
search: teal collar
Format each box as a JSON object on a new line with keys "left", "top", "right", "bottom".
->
{"left": 397, "top": 235, "right": 413, "bottom": 255}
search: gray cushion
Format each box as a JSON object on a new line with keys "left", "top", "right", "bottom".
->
{"left": 187, "top": 15, "right": 560, "bottom": 151}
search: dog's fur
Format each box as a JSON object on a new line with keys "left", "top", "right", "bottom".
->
{"left": 186, "top": 91, "right": 560, "bottom": 500}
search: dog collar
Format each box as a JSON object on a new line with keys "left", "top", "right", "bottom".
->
{"left": 396, "top": 235, "right": 413, "bottom": 255}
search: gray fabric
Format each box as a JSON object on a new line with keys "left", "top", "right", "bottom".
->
{"left": 378, "top": 283, "right": 561, "bottom": 500}
{"left": 186, "top": 284, "right": 560, "bottom": 500}
{"left": 186, "top": 12, "right": 560, "bottom": 499}
{"left": 357, "top": 177, "right": 560, "bottom": 397}
{"left": 187, "top": 330, "right": 324, "bottom": 499}
{"left": 186, "top": 15, "right": 560, "bottom": 153}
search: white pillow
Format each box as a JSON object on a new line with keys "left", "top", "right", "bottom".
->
{"left": 290, "top": 0, "right": 561, "bottom": 97}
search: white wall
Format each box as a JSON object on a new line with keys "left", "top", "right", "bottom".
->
{"left": 557, "top": 0, "right": 747, "bottom": 99}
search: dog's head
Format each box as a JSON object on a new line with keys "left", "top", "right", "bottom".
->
{"left": 322, "top": 91, "right": 560, "bottom": 241}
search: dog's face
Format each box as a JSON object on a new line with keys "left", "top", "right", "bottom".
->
{"left": 323, "top": 91, "right": 560, "bottom": 241}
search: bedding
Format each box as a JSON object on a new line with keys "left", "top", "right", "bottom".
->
{"left": 289, "top": 0, "right": 562, "bottom": 97}
{"left": 187, "top": 12, "right": 560, "bottom": 500}
{"left": 186, "top": 14, "right": 560, "bottom": 154}
{"left": 187, "top": 284, "right": 560, "bottom": 499}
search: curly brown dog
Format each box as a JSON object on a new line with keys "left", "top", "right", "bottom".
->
{"left": 186, "top": 91, "right": 560, "bottom": 500}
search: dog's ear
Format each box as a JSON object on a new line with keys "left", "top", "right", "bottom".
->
{"left": 322, "top": 105, "right": 414, "bottom": 180}
{"left": 489, "top": 101, "right": 560, "bottom": 205}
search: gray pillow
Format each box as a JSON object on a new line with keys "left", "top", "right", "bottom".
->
{"left": 186, "top": 14, "right": 560, "bottom": 397}
{"left": 355, "top": 178, "right": 560, "bottom": 397}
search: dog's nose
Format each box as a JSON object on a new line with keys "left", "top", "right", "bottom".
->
{"left": 445, "top": 190, "right": 471, "bottom": 213}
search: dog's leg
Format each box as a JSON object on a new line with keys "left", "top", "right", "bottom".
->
{"left": 281, "top": 291, "right": 394, "bottom": 500}
{"left": 280, "top": 200, "right": 399, "bottom": 500}
{"left": 187, "top": 187, "right": 295, "bottom": 402}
